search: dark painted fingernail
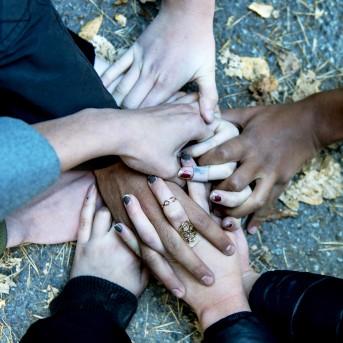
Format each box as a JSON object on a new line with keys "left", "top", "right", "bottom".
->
{"left": 225, "top": 244, "right": 236, "bottom": 255}
{"left": 211, "top": 192, "right": 221, "bottom": 202}
{"left": 114, "top": 224, "right": 123, "bottom": 232}
{"left": 122, "top": 195, "right": 131, "bottom": 205}
{"left": 180, "top": 152, "right": 191, "bottom": 161}
{"left": 147, "top": 175, "right": 157, "bottom": 184}
{"left": 201, "top": 275, "right": 214, "bottom": 286}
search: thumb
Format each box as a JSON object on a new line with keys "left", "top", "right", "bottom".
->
{"left": 197, "top": 71, "right": 219, "bottom": 124}
{"left": 222, "top": 106, "right": 261, "bottom": 128}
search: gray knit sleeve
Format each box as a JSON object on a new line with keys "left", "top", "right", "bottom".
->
{"left": 0, "top": 117, "right": 60, "bottom": 219}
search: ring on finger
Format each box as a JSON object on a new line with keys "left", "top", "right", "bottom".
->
{"left": 178, "top": 220, "right": 200, "bottom": 248}
{"left": 162, "top": 196, "right": 177, "bottom": 208}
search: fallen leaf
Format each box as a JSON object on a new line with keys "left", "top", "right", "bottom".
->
{"left": 79, "top": 15, "right": 103, "bottom": 42}
{"left": 91, "top": 35, "right": 117, "bottom": 62}
{"left": 114, "top": 0, "right": 128, "bottom": 4}
{"left": 248, "top": 2, "right": 274, "bottom": 18}
{"left": 280, "top": 155, "right": 343, "bottom": 211}
{"left": 115, "top": 14, "right": 127, "bottom": 27}
{"left": 292, "top": 70, "right": 321, "bottom": 101}
{"left": 277, "top": 51, "right": 301, "bottom": 76}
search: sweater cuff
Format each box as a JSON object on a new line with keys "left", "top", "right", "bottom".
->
{"left": 0, "top": 117, "right": 60, "bottom": 219}
{"left": 50, "top": 276, "right": 138, "bottom": 330}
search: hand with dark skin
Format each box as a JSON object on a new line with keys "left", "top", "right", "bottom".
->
{"left": 95, "top": 162, "right": 236, "bottom": 294}
{"left": 198, "top": 89, "right": 343, "bottom": 232}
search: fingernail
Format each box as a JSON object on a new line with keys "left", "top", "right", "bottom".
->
{"left": 178, "top": 167, "right": 193, "bottom": 180}
{"left": 114, "top": 224, "right": 123, "bottom": 233}
{"left": 201, "top": 275, "right": 214, "bottom": 286}
{"left": 122, "top": 195, "right": 131, "bottom": 205}
{"left": 180, "top": 152, "right": 191, "bottom": 161}
{"left": 223, "top": 218, "right": 233, "bottom": 229}
{"left": 171, "top": 288, "right": 184, "bottom": 298}
{"left": 225, "top": 244, "right": 236, "bottom": 255}
{"left": 248, "top": 226, "right": 258, "bottom": 235}
{"left": 211, "top": 192, "right": 221, "bottom": 203}
{"left": 147, "top": 175, "right": 157, "bottom": 184}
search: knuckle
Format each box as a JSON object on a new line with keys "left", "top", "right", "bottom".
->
{"left": 166, "top": 208, "right": 185, "bottom": 224}
{"left": 226, "top": 177, "right": 244, "bottom": 192}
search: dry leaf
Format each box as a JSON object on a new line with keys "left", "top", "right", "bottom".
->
{"left": 248, "top": 2, "right": 274, "bottom": 18}
{"left": 249, "top": 75, "right": 279, "bottom": 103}
{"left": 46, "top": 285, "right": 60, "bottom": 306}
{"left": 91, "top": 35, "right": 117, "bottom": 62}
{"left": 79, "top": 15, "right": 103, "bottom": 41}
{"left": 277, "top": 51, "right": 301, "bottom": 76}
{"left": 0, "top": 274, "right": 16, "bottom": 295}
{"left": 292, "top": 70, "right": 321, "bottom": 101}
{"left": 114, "top": 0, "right": 128, "bottom": 4}
{"left": 115, "top": 14, "right": 127, "bottom": 27}
{"left": 280, "top": 155, "right": 343, "bottom": 211}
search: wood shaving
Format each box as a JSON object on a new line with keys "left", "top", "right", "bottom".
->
{"left": 79, "top": 15, "right": 103, "bottom": 42}
{"left": 277, "top": 51, "right": 301, "bottom": 76}
{"left": 248, "top": 2, "right": 274, "bottom": 18}
{"left": 114, "top": 14, "right": 127, "bottom": 27}
{"left": 220, "top": 47, "right": 271, "bottom": 81}
{"left": 292, "top": 70, "right": 321, "bottom": 101}
{"left": 249, "top": 76, "right": 279, "bottom": 103}
{"left": 280, "top": 155, "right": 343, "bottom": 211}
{"left": 91, "top": 35, "right": 117, "bottom": 62}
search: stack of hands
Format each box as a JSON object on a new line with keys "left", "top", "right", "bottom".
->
{"left": 9, "top": 0, "right": 342, "bottom": 336}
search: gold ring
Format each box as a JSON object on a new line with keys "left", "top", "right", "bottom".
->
{"left": 162, "top": 196, "right": 177, "bottom": 208}
{"left": 178, "top": 220, "right": 200, "bottom": 247}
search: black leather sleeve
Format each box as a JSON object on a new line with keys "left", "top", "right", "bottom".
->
{"left": 203, "top": 311, "right": 278, "bottom": 343}
{"left": 20, "top": 276, "right": 136, "bottom": 343}
{"left": 249, "top": 270, "right": 343, "bottom": 343}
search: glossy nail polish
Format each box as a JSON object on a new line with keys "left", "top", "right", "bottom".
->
{"left": 180, "top": 152, "right": 191, "bottom": 161}
{"left": 114, "top": 224, "right": 123, "bottom": 232}
{"left": 122, "top": 195, "right": 131, "bottom": 205}
{"left": 178, "top": 168, "right": 193, "bottom": 179}
{"left": 211, "top": 192, "right": 221, "bottom": 202}
{"left": 147, "top": 175, "right": 157, "bottom": 184}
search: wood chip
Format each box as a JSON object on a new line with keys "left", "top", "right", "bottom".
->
{"left": 277, "top": 51, "right": 301, "bottom": 76}
{"left": 115, "top": 14, "right": 127, "bottom": 27}
{"left": 292, "top": 70, "right": 321, "bottom": 101}
{"left": 79, "top": 15, "right": 103, "bottom": 41}
{"left": 280, "top": 155, "right": 343, "bottom": 211}
{"left": 248, "top": 2, "right": 274, "bottom": 18}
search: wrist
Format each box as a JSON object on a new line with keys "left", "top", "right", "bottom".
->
{"left": 310, "top": 90, "right": 343, "bottom": 147}
{"left": 197, "top": 289, "right": 251, "bottom": 331}
{"left": 162, "top": 0, "right": 215, "bottom": 23}
{"left": 35, "top": 109, "right": 123, "bottom": 171}
{"left": 242, "top": 270, "right": 260, "bottom": 297}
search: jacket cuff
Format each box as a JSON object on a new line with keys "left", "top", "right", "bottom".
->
{"left": 50, "top": 276, "right": 138, "bottom": 330}
{"left": 203, "top": 311, "right": 278, "bottom": 342}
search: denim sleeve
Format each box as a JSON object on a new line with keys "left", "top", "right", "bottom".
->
{"left": 0, "top": 117, "right": 60, "bottom": 219}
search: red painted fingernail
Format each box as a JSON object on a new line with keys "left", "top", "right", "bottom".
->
{"left": 178, "top": 167, "right": 193, "bottom": 179}
{"left": 211, "top": 192, "right": 221, "bottom": 202}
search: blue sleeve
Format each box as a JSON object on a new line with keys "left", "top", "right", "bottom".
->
{"left": 0, "top": 117, "right": 60, "bottom": 219}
